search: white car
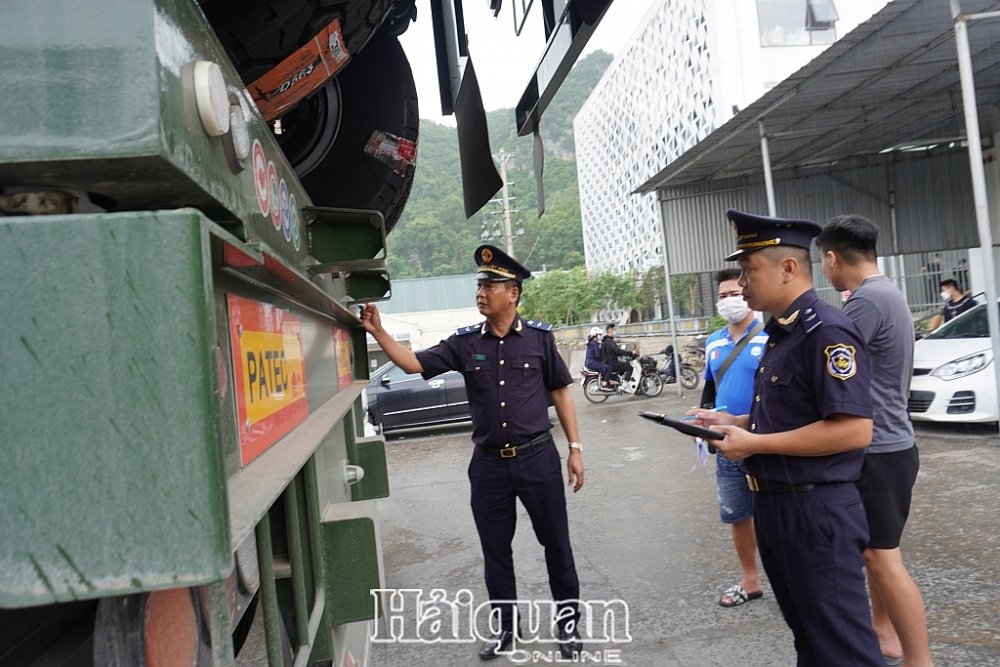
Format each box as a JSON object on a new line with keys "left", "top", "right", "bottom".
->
{"left": 909, "top": 302, "right": 997, "bottom": 422}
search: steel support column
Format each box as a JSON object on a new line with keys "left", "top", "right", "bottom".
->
{"left": 952, "top": 0, "right": 1000, "bottom": 417}
{"left": 759, "top": 121, "right": 777, "bottom": 217}
{"left": 659, "top": 206, "right": 684, "bottom": 397}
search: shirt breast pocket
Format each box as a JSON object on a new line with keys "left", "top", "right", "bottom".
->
{"left": 464, "top": 361, "right": 495, "bottom": 393}
{"left": 514, "top": 356, "right": 543, "bottom": 387}
{"left": 760, "top": 365, "right": 794, "bottom": 398}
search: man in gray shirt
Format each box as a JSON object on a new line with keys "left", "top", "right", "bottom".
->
{"left": 818, "top": 215, "right": 933, "bottom": 667}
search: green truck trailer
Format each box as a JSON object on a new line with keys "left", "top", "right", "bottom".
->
{"left": 0, "top": 0, "right": 610, "bottom": 662}
{"left": 0, "top": 0, "right": 395, "bottom": 664}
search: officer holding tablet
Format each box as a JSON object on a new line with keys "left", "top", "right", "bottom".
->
{"left": 687, "top": 209, "right": 884, "bottom": 667}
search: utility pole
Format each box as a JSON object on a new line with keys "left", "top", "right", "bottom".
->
{"left": 497, "top": 149, "right": 515, "bottom": 257}
{"left": 483, "top": 148, "right": 525, "bottom": 255}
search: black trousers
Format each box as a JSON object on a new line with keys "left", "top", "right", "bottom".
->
{"left": 754, "top": 482, "right": 884, "bottom": 667}
{"left": 468, "top": 437, "right": 580, "bottom": 632}
{"left": 611, "top": 360, "right": 632, "bottom": 381}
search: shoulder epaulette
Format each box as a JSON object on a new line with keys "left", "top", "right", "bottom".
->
{"left": 524, "top": 319, "right": 554, "bottom": 331}
{"left": 456, "top": 324, "right": 482, "bottom": 336}
{"left": 802, "top": 307, "right": 823, "bottom": 334}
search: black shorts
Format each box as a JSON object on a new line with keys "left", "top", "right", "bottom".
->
{"left": 856, "top": 445, "right": 920, "bottom": 550}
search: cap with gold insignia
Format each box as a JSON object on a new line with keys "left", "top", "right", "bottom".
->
{"left": 724, "top": 208, "right": 823, "bottom": 262}
{"left": 475, "top": 244, "right": 531, "bottom": 283}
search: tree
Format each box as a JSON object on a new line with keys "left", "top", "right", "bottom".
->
{"left": 637, "top": 266, "right": 666, "bottom": 319}
{"left": 635, "top": 265, "right": 710, "bottom": 319}
{"left": 386, "top": 214, "right": 474, "bottom": 278}
{"left": 519, "top": 268, "right": 640, "bottom": 326}
{"left": 385, "top": 51, "right": 614, "bottom": 277}
{"left": 518, "top": 189, "right": 585, "bottom": 271}
{"left": 561, "top": 251, "right": 585, "bottom": 269}
{"left": 673, "top": 274, "right": 702, "bottom": 316}
{"left": 591, "top": 272, "right": 640, "bottom": 315}
{"left": 520, "top": 269, "right": 594, "bottom": 325}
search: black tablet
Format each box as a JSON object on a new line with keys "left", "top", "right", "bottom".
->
{"left": 637, "top": 411, "right": 725, "bottom": 440}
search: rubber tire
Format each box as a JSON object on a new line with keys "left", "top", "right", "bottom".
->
{"left": 583, "top": 378, "right": 609, "bottom": 404}
{"left": 199, "top": 0, "right": 394, "bottom": 84}
{"left": 640, "top": 373, "right": 664, "bottom": 398}
{"left": 681, "top": 366, "right": 700, "bottom": 390}
{"left": 295, "top": 32, "right": 417, "bottom": 232}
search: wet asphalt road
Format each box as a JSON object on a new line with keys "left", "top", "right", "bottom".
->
{"left": 369, "top": 385, "right": 1000, "bottom": 667}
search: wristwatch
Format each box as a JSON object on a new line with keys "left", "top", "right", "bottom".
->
{"left": 568, "top": 442, "right": 583, "bottom": 452}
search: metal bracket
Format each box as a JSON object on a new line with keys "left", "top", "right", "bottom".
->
{"left": 345, "top": 270, "right": 392, "bottom": 305}
{"left": 303, "top": 207, "right": 387, "bottom": 274}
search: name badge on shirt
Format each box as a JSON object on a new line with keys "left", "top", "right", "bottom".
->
{"left": 472, "top": 354, "right": 487, "bottom": 361}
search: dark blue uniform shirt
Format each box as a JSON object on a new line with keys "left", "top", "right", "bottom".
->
{"left": 745, "top": 290, "right": 873, "bottom": 485}
{"left": 416, "top": 315, "right": 574, "bottom": 448}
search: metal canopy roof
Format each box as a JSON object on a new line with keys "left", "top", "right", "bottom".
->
{"left": 635, "top": 0, "right": 1000, "bottom": 193}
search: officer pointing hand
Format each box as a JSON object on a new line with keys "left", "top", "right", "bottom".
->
{"left": 360, "top": 245, "right": 587, "bottom": 660}
{"left": 361, "top": 301, "right": 584, "bottom": 492}
{"left": 360, "top": 303, "right": 379, "bottom": 332}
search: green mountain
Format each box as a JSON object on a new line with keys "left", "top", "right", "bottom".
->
{"left": 385, "top": 50, "right": 613, "bottom": 279}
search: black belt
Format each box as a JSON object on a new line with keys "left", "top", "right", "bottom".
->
{"left": 746, "top": 475, "right": 816, "bottom": 493}
{"left": 477, "top": 432, "right": 553, "bottom": 458}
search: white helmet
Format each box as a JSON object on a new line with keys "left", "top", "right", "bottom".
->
{"left": 589, "top": 326, "right": 603, "bottom": 338}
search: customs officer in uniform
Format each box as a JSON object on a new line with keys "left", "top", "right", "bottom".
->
{"left": 361, "top": 245, "right": 585, "bottom": 660}
{"left": 689, "top": 210, "right": 885, "bottom": 667}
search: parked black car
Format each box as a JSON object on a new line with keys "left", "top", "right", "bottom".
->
{"left": 365, "top": 362, "right": 471, "bottom": 433}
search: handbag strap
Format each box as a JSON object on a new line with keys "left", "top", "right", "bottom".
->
{"left": 714, "top": 320, "right": 765, "bottom": 387}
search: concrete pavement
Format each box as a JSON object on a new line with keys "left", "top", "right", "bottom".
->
{"left": 370, "top": 387, "right": 1000, "bottom": 666}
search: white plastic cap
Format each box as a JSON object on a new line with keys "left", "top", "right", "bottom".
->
{"left": 193, "top": 61, "right": 230, "bottom": 137}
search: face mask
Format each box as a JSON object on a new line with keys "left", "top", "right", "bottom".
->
{"left": 940, "top": 291, "right": 951, "bottom": 301}
{"left": 716, "top": 296, "right": 750, "bottom": 323}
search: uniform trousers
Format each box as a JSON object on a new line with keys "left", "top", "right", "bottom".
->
{"left": 754, "top": 482, "right": 884, "bottom": 667}
{"left": 468, "top": 436, "right": 580, "bottom": 633}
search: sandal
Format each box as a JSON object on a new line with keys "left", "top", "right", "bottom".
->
{"left": 719, "top": 584, "right": 763, "bottom": 607}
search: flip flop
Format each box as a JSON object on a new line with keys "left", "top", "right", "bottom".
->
{"left": 719, "top": 584, "right": 763, "bottom": 607}
{"left": 883, "top": 656, "right": 903, "bottom": 667}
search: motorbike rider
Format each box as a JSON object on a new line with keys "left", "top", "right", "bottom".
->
{"left": 585, "top": 327, "right": 615, "bottom": 388}
{"left": 602, "top": 324, "right": 637, "bottom": 382}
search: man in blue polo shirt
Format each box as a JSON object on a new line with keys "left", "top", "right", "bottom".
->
{"left": 700, "top": 269, "right": 768, "bottom": 607}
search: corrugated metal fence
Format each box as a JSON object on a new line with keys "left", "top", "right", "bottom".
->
{"left": 658, "top": 147, "right": 978, "bottom": 276}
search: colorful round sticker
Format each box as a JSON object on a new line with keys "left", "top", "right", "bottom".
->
{"left": 279, "top": 179, "right": 291, "bottom": 241}
{"left": 253, "top": 140, "right": 269, "bottom": 216}
{"left": 290, "top": 194, "right": 301, "bottom": 251}
{"left": 268, "top": 162, "right": 281, "bottom": 230}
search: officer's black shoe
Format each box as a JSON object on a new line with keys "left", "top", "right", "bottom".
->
{"left": 478, "top": 628, "right": 517, "bottom": 660}
{"left": 558, "top": 627, "right": 582, "bottom": 659}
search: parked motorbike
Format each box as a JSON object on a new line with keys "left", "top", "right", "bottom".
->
{"left": 658, "top": 345, "right": 700, "bottom": 390}
{"left": 581, "top": 356, "right": 663, "bottom": 403}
